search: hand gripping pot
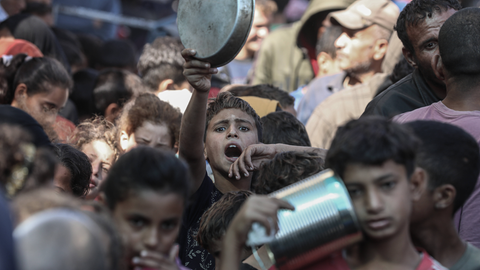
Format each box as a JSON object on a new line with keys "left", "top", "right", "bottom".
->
{"left": 177, "top": 0, "right": 255, "bottom": 68}
{"left": 263, "top": 169, "right": 362, "bottom": 270}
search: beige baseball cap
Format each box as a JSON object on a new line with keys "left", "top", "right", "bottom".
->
{"left": 329, "top": 0, "right": 400, "bottom": 31}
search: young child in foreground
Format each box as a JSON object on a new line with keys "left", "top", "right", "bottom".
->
{"left": 179, "top": 49, "right": 325, "bottom": 270}
{"left": 100, "top": 146, "right": 190, "bottom": 270}
{"left": 220, "top": 117, "right": 447, "bottom": 270}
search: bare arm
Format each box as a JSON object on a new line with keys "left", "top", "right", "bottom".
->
{"left": 228, "top": 144, "right": 327, "bottom": 180}
{"left": 179, "top": 49, "right": 218, "bottom": 196}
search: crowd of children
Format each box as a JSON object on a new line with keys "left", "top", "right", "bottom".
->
{"left": 1, "top": 0, "right": 480, "bottom": 270}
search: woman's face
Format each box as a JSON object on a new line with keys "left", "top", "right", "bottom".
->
{"left": 13, "top": 84, "right": 68, "bottom": 128}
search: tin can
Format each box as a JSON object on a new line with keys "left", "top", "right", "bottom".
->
{"left": 267, "top": 169, "right": 362, "bottom": 270}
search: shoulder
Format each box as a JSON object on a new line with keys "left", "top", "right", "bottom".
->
{"left": 450, "top": 243, "right": 480, "bottom": 270}
{"left": 416, "top": 251, "right": 448, "bottom": 270}
{"left": 393, "top": 104, "right": 435, "bottom": 123}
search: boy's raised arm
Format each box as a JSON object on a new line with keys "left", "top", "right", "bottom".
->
{"left": 179, "top": 49, "right": 218, "bottom": 195}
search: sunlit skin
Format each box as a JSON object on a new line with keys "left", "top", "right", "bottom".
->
{"left": 334, "top": 26, "right": 379, "bottom": 80}
{"left": 82, "top": 140, "right": 116, "bottom": 200}
{"left": 403, "top": 8, "right": 456, "bottom": 99}
{"left": 120, "top": 121, "right": 173, "bottom": 153}
{"left": 53, "top": 164, "right": 72, "bottom": 194}
{"left": 111, "top": 190, "right": 184, "bottom": 270}
{"left": 204, "top": 109, "right": 259, "bottom": 193}
{"left": 236, "top": 8, "right": 271, "bottom": 60}
{"left": 11, "top": 84, "right": 68, "bottom": 128}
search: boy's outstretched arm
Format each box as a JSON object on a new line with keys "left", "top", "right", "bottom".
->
{"left": 179, "top": 49, "right": 218, "bottom": 196}
{"left": 220, "top": 196, "right": 294, "bottom": 270}
{"left": 228, "top": 144, "right": 328, "bottom": 180}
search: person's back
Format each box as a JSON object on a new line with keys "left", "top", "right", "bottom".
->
{"left": 406, "top": 121, "right": 480, "bottom": 270}
{"left": 393, "top": 7, "right": 480, "bottom": 247}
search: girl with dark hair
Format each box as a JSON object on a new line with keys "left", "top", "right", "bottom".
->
{"left": 100, "top": 146, "right": 190, "bottom": 270}
{"left": 0, "top": 54, "right": 72, "bottom": 138}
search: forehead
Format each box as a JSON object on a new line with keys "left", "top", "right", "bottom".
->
{"left": 209, "top": 108, "right": 257, "bottom": 127}
{"left": 406, "top": 9, "right": 456, "bottom": 47}
{"left": 29, "top": 85, "right": 68, "bottom": 106}
{"left": 84, "top": 140, "right": 115, "bottom": 162}
{"left": 115, "top": 190, "right": 184, "bottom": 216}
{"left": 342, "top": 160, "right": 407, "bottom": 184}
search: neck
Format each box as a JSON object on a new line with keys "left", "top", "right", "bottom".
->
{"left": 235, "top": 47, "right": 253, "bottom": 61}
{"left": 213, "top": 170, "right": 252, "bottom": 194}
{"left": 347, "top": 225, "right": 420, "bottom": 269}
{"left": 410, "top": 215, "right": 466, "bottom": 268}
{"left": 441, "top": 77, "right": 480, "bottom": 111}
{"left": 347, "top": 69, "right": 378, "bottom": 87}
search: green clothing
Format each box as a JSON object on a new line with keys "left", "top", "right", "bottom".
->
{"left": 450, "top": 243, "right": 480, "bottom": 270}
{"left": 251, "top": 0, "right": 355, "bottom": 92}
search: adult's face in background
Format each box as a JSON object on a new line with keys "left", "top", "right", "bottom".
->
{"left": 244, "top": 8, "right": 271, "bottom": 58}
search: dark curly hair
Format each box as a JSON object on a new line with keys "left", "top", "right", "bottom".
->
{"left": 196, "top": 190, "right": 253, "bottom": 254}
{"left": 118, "top": 93, "right": 182, "bottom": 148}
{"left": 394, "top": 0, "right": 461, "bottom": 56}
{"left": 53, "top": 143, "right": 92, "bottom": 198}
{"left": 137, "top": 37, "right": 186, "bottom": 91}
{"left": 206, "top": 92, "right": 262, "bottom": 142}
{"left": 254, "top": 151, "right": 324, "bottom": 194}
{"left": 72, "top": 116, "right": 119, "bottom": 162}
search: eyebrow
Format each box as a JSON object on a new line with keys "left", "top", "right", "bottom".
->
{"left": 346, "top": 174, "right": 396, "bottom": 186}
{"left": 212, "top": 118, "right": 254, "bottom": 126}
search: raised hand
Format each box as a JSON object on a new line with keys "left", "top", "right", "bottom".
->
{"left": 182, "top": 49, "right": 218, "bottom": 93}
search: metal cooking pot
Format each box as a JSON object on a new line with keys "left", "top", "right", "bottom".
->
{"left": 267, "top": 169, "right": 363, "bottom": 270}
{"left": 177, "top": 0, "right": 255, "bottom": 68}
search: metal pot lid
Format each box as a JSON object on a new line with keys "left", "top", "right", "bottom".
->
{"left": 177, "top": 0, "right": 255, "bottom": 68}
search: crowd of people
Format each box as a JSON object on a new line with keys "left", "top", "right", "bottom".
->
{"left": 0, "top": 0, "right": 480, "bottom": 269}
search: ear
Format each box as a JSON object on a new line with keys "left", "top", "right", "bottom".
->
{"left": 120, "top": 130, "right": 130, "bottom": 152}
{"left": 157, "top": 79, "right": 175, "bottom": 94}
{"left": 104, "top": 103, "right": 120, "bottom": 123}
{"left": 12, "top": 83, "right": 28, "bottom": 105}
{"left": 432, "top": 54, "right": 446, "bottom": 81}
{"left": 373, "top": 39, "right": 389, "bottom": 61}
{"left": 433, "top": 184, "right": 456, "bottom": 209}
{"left": 317, "top": 52, "right": 333, "bottom": 75}
{"left": 410, "top": 167, "right": 427, "bottom": 202}
{"left": 402, "top": 47, "right": 417, "bottom": 68}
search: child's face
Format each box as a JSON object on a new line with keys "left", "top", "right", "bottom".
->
{"left": 342, "top": 160, "right": 413, "bottom": 241}
{"left": 121, "top": 121, "right": 172, "bottom": 153}
{"left": 112, "top": 190, "right": 184, "bottom": 268}
{"left": 82, "top": 140, "right": 116, "bottom": 200}
{"left": 205, "top": 108, "right": 259, "bottom": 176}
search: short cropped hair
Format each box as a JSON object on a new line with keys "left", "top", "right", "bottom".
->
{"left": 326, "top": 116, "right": 419, "bottom": 179}
{"left": 395, "top": 0, "right": 461, "bottom": 55}
{"left": 137, "top": 37, "right": 186, "bottom": 91}
{"left": 227, "top": 84, "right": 294, "bottom": 110}
{"left": 53, "top": 143, "right": 92, "bottom": 198}
{"left": 196, "top": 191, "right": 253, "bottom": 253}
{"left": 406, "top": 121, "right": 480, "bottom": 213}
{"left": 93, "top": 69, "right": 145, "bottom": 115}
{"left": 118, "top": 93, "right": 182, "bottom": 148}
{"left": 103, "top": 146, "right": 190, "bottom": 210}
{"left": 438, "top": 7, "right": 480, "bottom": 77}
{"left": 254, "top": 151, "right": 324, "bottom": 194}
{"left": 73, "top": 116, "right": 119, "bottom": 162}
{"left": 98, "top": 39, "right": 137, "bottom": 70}
{"left": 206, "top": 92, "right": 262, "bottom": 142}
{"left": 261, "top": 111, "right": 310, "bottom": 146}
{"left": 316, "top": 25, "right": 342, "bottom": 57}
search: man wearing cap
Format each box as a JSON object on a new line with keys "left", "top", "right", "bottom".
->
{"left": 362, "top": 0, "right": 461, "bottom": 118}
{"left": 297, "top": 0, "right": 399, "bottom": 124}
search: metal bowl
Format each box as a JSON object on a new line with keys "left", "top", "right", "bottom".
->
{"left": 177, "top": 0, "right": 255, "bottom": 68}
{"left": 267, "top": 169, "right": 363, "bottom": 270}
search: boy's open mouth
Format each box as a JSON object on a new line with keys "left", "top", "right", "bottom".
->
{"left": 224, "top": 143, "right": 243, "bottom": 162}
